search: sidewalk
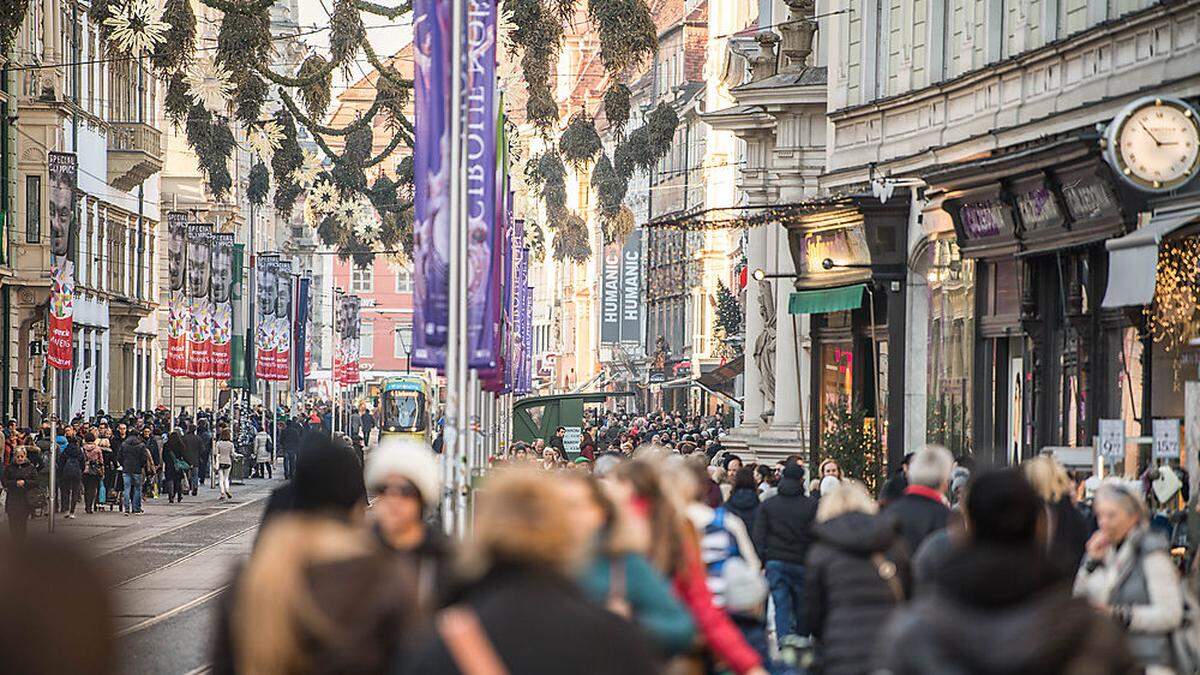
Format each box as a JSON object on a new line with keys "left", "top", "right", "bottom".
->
{"left": 35, "top": 471, "right": 285, "bottom": 556}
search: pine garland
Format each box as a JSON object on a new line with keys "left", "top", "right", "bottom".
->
{"left": 587, "top": 0, "right": 655, "bottom": 74}
{"left": 603, "top": 83, "right": 631, "bottom": 133}
{"left": 233, "top": 72, "right": 269, "bottom": 127}
{"left": 601, "top": 204, "right": 634, "bottom": 245}
{"left": 271, "top": 109, "right": 305, "bottom": 216}
{"left": 329, "top": 0, "right": 366, "bottom": 72}
{"left": 163, "top": 72, "right": 191, "bottom": 127}
{"left": 216, "top": 6, "right": 271, "bottom": 73}
{"left": 591, "top": 152, "right": 627, "bottom": 217}
{"left": 150, "top": 0, "right": 196, "bottom": 74}
{"left": 185, "top": 104, "right": 235, "bottom": 198}
{"left": 526, "top": 222, "right": 546, "bottom": 262}
{"left": 296, "top": 55, "right": 333, "bottom": 120}
{"left": 553, "top": 212, "right": 591, "bottom": 263}
{"left": 559, "top": 113, "right": 602, "bottom": 169}
{"left": 248, "top": 162, "right": 270, "bottom": 206}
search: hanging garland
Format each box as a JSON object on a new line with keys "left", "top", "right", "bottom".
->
{"left": 296, "top": 55, "right": 334, "bottom": 120}
{"left": 603, "top": 83, "right": 631, "bottom": 134}
{"left": 0, "top": 0, "right": 31, "bottom": 52}
{"left": 150, "top": 0, "right": 195, "bottom": 74}
{"left": 271, "top": 109, "right": 305, "bottom": 216}
{"left": 586, "top": 0, "right": 656, "bottom": 75}
{"left": 247, "top": 162, "right": 271, "bottom": 206}
{"left": 526, "top": 222, "right": 546, "bottom": 262}
{"left": 1148, "top": 236, "right": 1200, "bottom": 356}
{"left": 553, "top": 212, "right": 591, "bottom": 264}
{"left": 559, "top": 113, "right": 602, "bottom": 169}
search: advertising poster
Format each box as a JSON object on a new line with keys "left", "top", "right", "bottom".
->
{"left": 47, "top": 151, "right": 77, "bottom": 371}
{"left": 185, "top": 224, "right": 214, "bottom": 378}
{"left": 254, "top": 254, "right": 279, "bottom": 381}
{"left": 465, "top": 0, "right": 499, "bottom": 370}
{"left": 295, "top": 275, "right": 310, "bottom": 392}
{"left": 165, "top": 212, "right": 189, "bottom": 376}
{"left": 230, "top": 243, "right": 248, "bottom": 388}
{"left": 210, "top": 233, "right": 235, "bottom": 380}
{"left": 411, "top": 0, "right": 451, "bottom": 367}
{"left": 272, "top": 260, "right": 294, "bottom": 382}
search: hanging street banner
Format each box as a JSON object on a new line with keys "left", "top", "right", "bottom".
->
{"left": 47, "top": 151, "right": 77, "bottom": 371}
{"left": 504, "top": 217, "right": 524, "bottom": 393}
{"left": 466, "top": 0, "right": 499, "bottom": 370}
{"left": 69, "top": 365, "right": 94, "bottom": 420}
{"left": 294, "top": 275, "right": 311, "bottom": 392}
{"left": 304, "top": 275, "right": 314, "bottom": 380}
{"left": 229, "top": 244, "right": 248, "bottom": 388}
{"left": 270, "top": 260, "right": 294, "bottom": 382}
{"left": 254, "top": 254, "right": 279, "bottom": 381}
{"left": 619, "top": 229, "right": 643, "bottom": 347}
{"left": 411, "top": 0, "right": 451, "bottom": 368}
{"left": 185, "top": 224, "right": 214, "bottom": 378}
{"left": 165, "top": 212, "right": 189, "bottom": 376}
{"left": 210, "top": 233, "right": 235, "bottom": 380}
{"left": 336, "top": 295, "right": 362, "bottom": 384}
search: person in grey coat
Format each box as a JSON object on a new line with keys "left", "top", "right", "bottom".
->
{"left": 1074, "top": 481, "right": 1183, "bottom": 674}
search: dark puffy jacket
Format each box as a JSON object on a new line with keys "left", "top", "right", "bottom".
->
{"left": 806, "top": 511, "right": 909, "bottom": 675}
{"left": 725, "top": 487, "right": 760, "bottom": 533}
{"left": 876, "top": 544, "right": 1135, "bottom": 675}
{"left": 751, "top": 474, "right": 818, "bottom": 564}
{"left": 118, "top": 435, "right": 149, "bottom": 474}
{"left": 58, "top": 442, "right": 85, "bottom": 481}
{"left": 181, "top": 432, "right": 203, "bottom": 467}
{"left": 883, "top": 490, "right": 949, "bottom": 554}
{"left": 1045, "top": 497, "right": 1089, "bottom": 583}
{"left": 3, "top": 461, "right": 38, "bottom": 514}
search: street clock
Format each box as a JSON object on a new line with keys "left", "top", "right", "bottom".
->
{"left": 1105, "top": 96, "right": 1200, "bottom": 193}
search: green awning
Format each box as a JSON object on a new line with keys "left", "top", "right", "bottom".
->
{"left": 788, "top": 284, "right": 865, "bottom": 315}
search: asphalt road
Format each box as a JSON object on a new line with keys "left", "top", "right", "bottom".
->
{"left": 91, "top": 482, "right": 276, "bottom": 675}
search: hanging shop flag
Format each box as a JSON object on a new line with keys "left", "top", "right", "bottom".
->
{"left": 337, "top": 295, "right": 362, "bottom": 384}
{"left": 165, "top": 212, "right": 189, "bottom": 375}
{"left": 272, "top": 260, "right": 294, "bottom": 382}
{"left": 303, "top": 274, "right": 314, "bottom": 380}
{"left": 294, "top": 274, "right": 311, "bottom": 393}
{"left": 505, "top": 217, "right": 524, "bottom": 393}
{"left": 229, "top": 243, "right": 248, "bottom": 389}
{"left": 331, "top": 292, "right": 344, "bottom": 383}
{"left": 184, "top": 224, "right": 214, "bottom": 378}
{"left": 210, "top": 233, "right": 235, "bottom": 380}
{"left": 465, "top": 0, "right": 499, "bottom": 370}
{"left": 516, "top": 246, "right": 533, "bottom": 396}
{"left": 47, "top": 151, "right": 77, "bottom": 371}
{"left": 411, "top": 0, "right": 450, "bottom": 368}
{"left": 254, "top": 254, "right": 279, "bottom": 381}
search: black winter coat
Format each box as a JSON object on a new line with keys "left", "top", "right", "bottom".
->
{"left": 3, "top": 461, "right": 38, "bottom": 515}
{"left": 403, "top": 564, "right": 659, "bottom": 675}
{"left": 876, "top": 544, "right": 1136, "bottom": 675}
{"left": 883, "top": 491, "right": 949, "bottom": 554}
{"left": 57, "top": 442, "right": 85, "bottom": 481}
{"left": 118, "top": 436, "right": 150, "bottom": 474}
{"left": 805, "top": 512, "right": 909, "bottom": 675}
{"left": 163, "top": 434, "right": 188, "bottom": 479}
{"left": 751, "top": 475, "right": 818, "bottom": 564}
{"left": 1045, "top": 497, "right": 1089, "bottom": 584}
{"left": 725, "top": 487, "right": 760, "bottom": 533}
{"left": 181, "top": 432, "right": 203, "bottom": 466}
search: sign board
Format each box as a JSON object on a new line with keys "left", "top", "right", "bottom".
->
{"left": 563, "top": 426, "right": 582, "bottom": 457}
{"left": 600, "top": 230, "right": 644, "bottom": 350}
{"left": 1098, "top": 419, "right": 1125, "bottom": 462}
{"left": 1153, "top": 419, "right": 1181, "bottom": 460}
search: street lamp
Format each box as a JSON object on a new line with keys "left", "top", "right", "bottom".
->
{"left": 751, "top": 268, "right": 798, "bottom": 281}
{"left": 398, "top": 326, "right": 412, "bottom": 374}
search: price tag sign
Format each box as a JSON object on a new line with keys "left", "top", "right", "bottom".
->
{"left": 1153, "top": 418, "right": 1181, "bottom": 461}
{"left": 1099, "top": 419, "right": 1125, "bottom": 462}
{"left": 563, "top": 426, "right": 582, "bottom": 457}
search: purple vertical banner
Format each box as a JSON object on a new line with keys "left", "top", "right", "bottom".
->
{"left": 293, "top": 275, "right": 310, "bottom": 393}
{"left": 411, "top": 0, "right": 450, "bottom": 368}
{"left": 465, "top": 0, "right": 498, "bottom": 369}
{"left": 502, "top": 213, "right": 521, "bottom": 392}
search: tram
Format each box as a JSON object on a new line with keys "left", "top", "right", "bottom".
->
{"left": 378, "top": 374, "right": 434, "bottom": 444}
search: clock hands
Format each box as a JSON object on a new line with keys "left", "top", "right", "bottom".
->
{"left": 1139, "top": 120, "right": 1163, "bottom": 146}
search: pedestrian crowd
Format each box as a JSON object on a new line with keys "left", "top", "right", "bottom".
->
{"left": 210, "top": 408, "right": 1200, "bottom": 675}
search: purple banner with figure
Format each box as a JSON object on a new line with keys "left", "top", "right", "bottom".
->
{"left": 411, "top": 0, "right": 450, "bottom": 368}
{"left": 465, "top": 0, "right": 499, "bottom": 370}
{"left": 516, "top": 251, "right": 533, "bottom": 396}
{"left": 505, "top": 217, "right": 524, "bottom": 393}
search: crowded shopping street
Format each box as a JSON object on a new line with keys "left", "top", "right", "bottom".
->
{"left": 6, "top": 0, "right": 1200, "bottom": 672}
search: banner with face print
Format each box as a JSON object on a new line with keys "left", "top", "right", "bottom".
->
{"left": 303, "top": 274, "right": 314, "bottom": 381}
{"left": 165, "top": 212, "right": 189, "bottom": 376}
{"left": 465, "top": 0, "right": 499, "bottom": 371}
{"left": 47, "top": 152, "right": 78, "bottom": 371}
{"left": 254, "top": 254, "right": 279, "bottom": 381}
{"left": 185, "top": 225, "right": 214, "bottom": 378}
{"left": 337, "top": 295, "right": 361, "bottom": 384}
{"left": 270, "top": 260, "right": 294, "bottom": 382}
{"left": 210, "top": 234, "right": 234, "bottom": 380}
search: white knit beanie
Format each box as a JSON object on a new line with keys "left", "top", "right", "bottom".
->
{"left": 820, "top": 475, "right": 841, "bottom": 497}
{"left": 364, "top": 437, "right": 441, "bottom": 508}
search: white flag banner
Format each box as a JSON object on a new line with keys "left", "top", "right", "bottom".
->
{"left": 70, "top": 365, "right": 95, "bottom": 420}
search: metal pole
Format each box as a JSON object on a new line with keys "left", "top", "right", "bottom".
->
{"left": 443, "top": 0, "right": 467, "bottom": 536}
{"left": 867, "top": 285, "right": 884, "bottom": 447}
{"left": 271, "top": 381, "right": 278, "bottom": 471}
{"left": 48, "top": 370, "right": 56, "bottom": 533}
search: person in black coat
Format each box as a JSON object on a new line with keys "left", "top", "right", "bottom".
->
{"left": 876, "top": 469, "right": 1135, "bottom": 675}
{"left": 1022, "top": 455, "right": 1090, "bottom": 584}
{"left": 181, "top": 425, "right": 204, "bottom": 496}
{"left": 883, "top": 446, "right": 953, "bottom": 554}
{"left": 162, "top": 431, "right": 188, "bottom": 503}
{"left": 57, "top": 436, "right": 85, "bottom": 518}
{"left": 403, "top": 469, "right": 659, "bottom": 675}
{"left": 805, "top": 481, "right": 909, "bottom": 675}
{"left": 752, "top": 461, "right": 819, "bottom": 641}
{"left": 725, "top": 467, "right": 761, "bottom": 533}
{"left": 3, "top": 447, "right": 39, "bottom": 539}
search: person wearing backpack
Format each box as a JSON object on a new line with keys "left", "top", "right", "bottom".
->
{"left": 81, "top": 431, "right": 104, "bottom": 514}
{"left": 1074, "top": 481, "right": 1187, "bottom": 674}
{"left": 57, "top": 435, "right": 85, "bottom": 519}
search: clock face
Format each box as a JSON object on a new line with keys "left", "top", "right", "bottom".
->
{"left": 1111, "top": 98, "right": 1200, "bottom": 192}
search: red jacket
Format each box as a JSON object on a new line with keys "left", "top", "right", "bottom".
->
{"left": 672, "top": 538, "right": 762, "bottom": 674}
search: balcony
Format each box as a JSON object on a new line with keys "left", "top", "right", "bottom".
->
{"left": 108, "top": 122, "right": 163, "bottom": 192}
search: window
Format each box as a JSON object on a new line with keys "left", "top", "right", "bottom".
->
{"left": 25, "top": 176, "right": 40, "bottom": 244}
{"left": 360, "top": 320, "right": 374, "bottom": 358}
{"left": 394, "top": 268, "right": 413, "bottom": 293}
{"left": 351, "top": 266, "right": 374, "bottom": 293}
{"left": 394, "top": 323, "right": 413, "bottom": 358}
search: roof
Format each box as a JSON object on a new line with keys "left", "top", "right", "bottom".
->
{"left": 733, "top": 66, "right": 828, "bottom": 92}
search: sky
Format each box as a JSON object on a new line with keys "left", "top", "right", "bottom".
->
{"left": 295, "top": 0, "right": 414, "bottom": 94}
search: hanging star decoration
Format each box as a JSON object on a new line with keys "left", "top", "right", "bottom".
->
{"left": 291, "top": 149, "right": 323, "bottom": 188}
{"left": 183, "top": 58, "right": 235, "bottom": 115}
{"left": 309, "top": 179, "right": 339, "bottom": 214}
{"left": 335, "top": 196, "right": 359, "bottom": 229}
{"left": 352, "top": 196, "right": 380, "bottom": 239}
{"left": 246, "top": 120, "right": 284, "bottom": 164}
{"left": 103, "top": 0, "right": 171, "bottom": 56}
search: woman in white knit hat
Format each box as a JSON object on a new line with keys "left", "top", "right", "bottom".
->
{"left": 365, "top": 437, "right": 453, "bottom": 612}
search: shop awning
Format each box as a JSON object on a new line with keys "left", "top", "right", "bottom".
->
{"left": 1102, "top": 209, "right": 1199, "bottom": 308}
{"left": 789, "top": 284, "right": 865, "bottom": 315}
{"left": 697, "top": 355, "right": 743, "bottom": 390}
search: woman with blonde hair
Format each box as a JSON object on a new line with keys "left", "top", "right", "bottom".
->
{"left": 806, "top": 480, "right": 909, "bottom": 675}
{"left": 1023, "top": 454, "right": 1090, "bottom": 582}
{"left": 405, "top": 468, "right": 659, "bottom": 675}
